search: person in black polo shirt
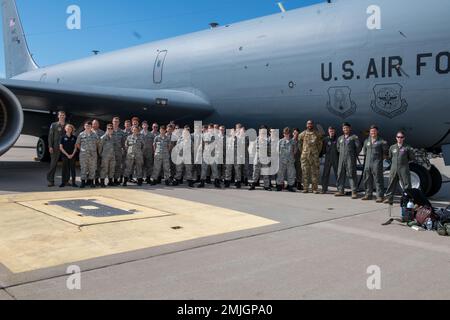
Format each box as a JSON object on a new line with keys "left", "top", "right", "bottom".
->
{"left": 59, "top": 124, "right": 78, "bottom": 188}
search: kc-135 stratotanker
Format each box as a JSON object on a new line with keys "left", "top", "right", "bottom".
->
{"left": 0, "top": 0, "right": 448, "bottom": 195}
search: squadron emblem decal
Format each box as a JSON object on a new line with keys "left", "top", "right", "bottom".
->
{"left": 326, "top": 86, "right": 357, "bottom": 119}
{"left": 371, "top": 83, "right": 408, "bottom": 119}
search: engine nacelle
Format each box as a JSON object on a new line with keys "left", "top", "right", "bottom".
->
{"left": 0, "top": 85, "right": 24, "bottom": 157}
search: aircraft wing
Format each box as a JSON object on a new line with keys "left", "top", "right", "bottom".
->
{"left": 0, "top": 79, "right": 213, "bottom": 121}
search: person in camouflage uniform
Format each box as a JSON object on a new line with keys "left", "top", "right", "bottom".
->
{"left": 99, "top": 124, "right": 116, "bottom": 188}
{"left": 224, "top": 128, "right": 237, "bottom": 188}
{"left": 76, "top": 121, "right": 99, "bottom": 188}
{"left": 112, "top": 117, "right": 126, "bottom": 186}
{"left": 321, "top": 127, "right": 339, "bottom": 194}
{"left": 141, "top": 121, "right": 156, "bottom": 184}
{"left": 224, "top": 126, "right": 245, "bottom": 189}
{"left": 335, "top": 123, "right": 362, "bottom": 199}
{"left": 362, "top": 125, "right": 389, "bottom": 202}
{"left": 250, "top": 125, "right": 272, "bottom": 191}
{"left": 151, "top": 125, "right": 173, "bottom": 186}
{"left": 173, "top": 126, "right": 195, "bottom": 188}
{"left": 198, "top": 124, "right": 221, "bottom": 189}
{"left": 299, "top": 120, "right": 323, "bottom": 194}
{"left": 47, "top": 111, "right": 66, "bottom": 187}
{"left": 384, "top": 131, "right": 416, "bottom": 205}
{"left": 92, "top": 119, "right": 105, "bottom": 186}
{"left": 123, "top": 126, "right": 144, "bottom": 186}
{"left": 121, "top": 120, "right": 132, "bottom": 182}
{"left": 276, "top": 127, "right": 297, "bottom": 192}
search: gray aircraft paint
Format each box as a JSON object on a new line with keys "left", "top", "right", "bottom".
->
{"left": 2, "top": 0, "right": 450, "bottom": 149}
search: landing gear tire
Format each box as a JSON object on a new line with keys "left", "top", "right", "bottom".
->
{"left": 427, "top": 165, "right": 442, "bottom": 198}
{"left": 406, "top": 163, "right": 432, "bottom": 195}
{"left": 36, "top": 136, "right": 50, "bottom": 162}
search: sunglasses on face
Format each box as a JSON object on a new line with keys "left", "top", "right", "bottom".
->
{"left": 397, "top": 136, "right": 405, "bottom": 139}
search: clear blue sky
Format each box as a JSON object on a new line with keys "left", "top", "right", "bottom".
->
{"left": 2, "top": 0, "right": 323, "bottom": 76}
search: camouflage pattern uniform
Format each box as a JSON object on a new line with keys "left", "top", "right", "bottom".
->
{"left": 124, "top": 134, "right": 144, "bottom": 179}
{"left": 201, "top": 132, "right": 219, "bottom": 181}
{"left": 362, "top": 137, "right": 389, "bottom": 198}
{"left": 299, "top": 130, "right": 323, "bottom": 192}
{"left": 225, "top": 135, "right": 244, "bottom": 183}
{"left": 76, "top": 131, "right": 99, "bottom": 181}
{"left": 122, "top": 128, "right": 132, "bottom": 176}
{"left": 252, "top": 136, "right": 271, "bottom": 188}
{"left": 94, "top": 129, "right": 105, "bottom": 181}
{"left": 112, "top": 129, "right": 126, "bottom": 179}
{"left": 141, "top": 130, "right": 156, "bottom": 179}
{"left": 385, "top": 144, "right": 415, "bottom": 201}
{"left": 276, "top": 138, "right": 296, "bottom": 187}
{"left": 337, "top": 134, "right": 362, "bottom": 193}
{"left": 99, "top": 133, "right": 116, "bottom": 180}
{"left": 175, "top": 134, "right": 194, "bottom": 181}
{"left": 152, "top": 134, "right": 172, "bottom": 180}
{"left": 321, "top": 135, "right": 339, "bottom": 192}
{"left": 47, "top": 122, "right": 65, "bottom": 184}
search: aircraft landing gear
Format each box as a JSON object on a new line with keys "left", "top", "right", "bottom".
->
{"left": 402, "top": 149, "right": 443, "bottom": 198}
{"left": 36, "top": 135, "right": 50, "bottom": 162}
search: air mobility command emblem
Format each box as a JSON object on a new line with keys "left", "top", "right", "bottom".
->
{"left": 371, "top": 83, "right": 408, "bottom": 119}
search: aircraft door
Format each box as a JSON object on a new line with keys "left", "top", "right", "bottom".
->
{"left": 153, "top": 50, "right": 167, "bottom": 84}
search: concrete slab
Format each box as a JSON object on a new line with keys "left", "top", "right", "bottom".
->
{"left": 0, "top": 140, "right": 448, "bottom": 299}
{"left": 6, "top": 209, "right": 450, "bottom": 300}
{"left": 0, "top": 290, "right": 13, "bottom": 300}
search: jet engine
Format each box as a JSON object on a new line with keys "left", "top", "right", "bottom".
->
{"left": 0, "top": 84, "right": 24, "bottom": 157}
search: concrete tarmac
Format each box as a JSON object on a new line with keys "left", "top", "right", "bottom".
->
{"left": 0, "top": 136, "right": 449, "bottom": 300}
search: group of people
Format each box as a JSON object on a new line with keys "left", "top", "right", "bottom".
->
{"left": 46, "top": 111, "right": 416, "bottom": 205}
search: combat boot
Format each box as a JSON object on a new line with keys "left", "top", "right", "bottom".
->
{"left": 146, "top": 177, "right": 151, "bottom": 185}
{"left": 214, "top": 179, "right": 222, "bottom": 189}
{"left": 89, "top": 180, "right": 96, "bottom": 188}
{"left": 172, "top": 179, "right": 179, "bottom": 186}
{"left": 376, "top": 197, "right": 384, "bottom": 203}
{"left": 206, "top": 177, "right": 212, "bottom": 184}
{"left": 362, "top": 195, "right": 373, "bottom": 201}
{"left": 100, "top": 179, "right": 106, "bottom": 188}
{"left": 264, "top": 186, "right": 272, "bottom": 192}
{"left": 276, "top": 185, "right": 283, "bottom": 192}
{"left": 352, "top": 192, "right": 359, "bottom": 199}
{"left": 334, "top": 191, "right": 345, "bottom": 197}
{"left": 188, "top": 180, "right": 195, "bottom": 188}
{"left": 119, "top": 177, "right": 123, "bottom": 184}
{"left": 249, "top": 183, "right": 256, "bottom": 191}
{"left": 95, "top": 178, "right": 100, "bottom": 187}
{"left": 235, "top": 181, "right": 242, "bottom": 189}
{"left": 288, "top": 185, "right": 297, "bottom": 193}
{"left": 165, "top": 179, "right": 171, "bottom": 186}
{"left": 122, "top": 178, "right": 128, "bottom": 187}
{"left": 80, "top": 180, "right": 86, "bottom": 189}
{"left": 297, "top": 182, "right": 304, "bottom": 191}
{"left": 383, "top": 198, "right": 394, "bottom": 205}
{"left": 150, "top": 179, "right": 158, "bottom": 186}
{"left": 197, "top": 180, "right": 205, "bottom": 188}
{"left": 244, "top": 178, "right": 249, "bottom": 187}
{"left": 137, "top": 179, "right": 143, "bottom": 186}
{"left": 108, "top": 179, "right": 115, "bottom": 187}
{"left": 224, "top": 181, "right": 231, "bottom": 189}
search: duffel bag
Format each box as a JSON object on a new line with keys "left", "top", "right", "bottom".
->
{"left": 415, "top": 206, "right": 436, "bottom": 226}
